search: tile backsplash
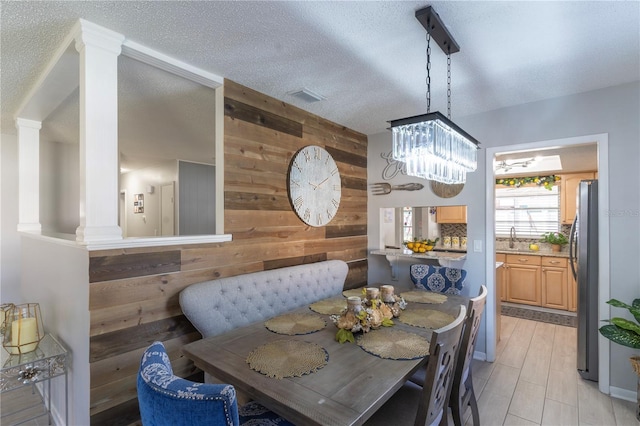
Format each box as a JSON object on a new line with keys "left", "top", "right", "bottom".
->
{"left": 440, "top": 223, "right": 467, "bottom": 238}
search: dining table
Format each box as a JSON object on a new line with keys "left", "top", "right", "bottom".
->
{"left": 182, "top": 287, "right": 469, "bottom": 426}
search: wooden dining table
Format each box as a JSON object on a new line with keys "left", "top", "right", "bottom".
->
{"left": 182, "top": 289, "right": 469, "bottom": 426}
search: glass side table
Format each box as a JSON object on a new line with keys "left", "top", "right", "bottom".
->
{"left": 1, "top": 334, "right": 68, "bottom": 425}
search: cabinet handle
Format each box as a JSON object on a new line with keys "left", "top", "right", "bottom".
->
{"left": 518, "top": 258, "right": 528, "bottom": 262}
{"left": 550, "top": 260, "right": 560, "bottom": 264}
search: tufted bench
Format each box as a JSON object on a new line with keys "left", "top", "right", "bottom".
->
{"left": 179, "top": 260, "right": 349, "bottom": 402}
{"left": 179, "top": 260, "right": 349, "bottom": 340}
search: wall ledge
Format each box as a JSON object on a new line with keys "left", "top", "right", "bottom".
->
{"left": 19, "top": 231, "right": 232, "bottom": 251}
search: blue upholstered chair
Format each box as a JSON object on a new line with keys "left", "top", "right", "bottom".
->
{"left": 137, "top": 341, "right": 293, "bottom": 426}
{"left": 409, "top": 264, "right": 467, "bottom": 294}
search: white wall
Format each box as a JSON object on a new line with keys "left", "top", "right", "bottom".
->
{"left": 40, "top": 140, "right": 80, "bottom": 235}
{"left": 368, "top": 81, "right": 640, "bottom": 394}
{"left": 21, "top": 236, "right": 90, "bottom": 425}
{"left": 1, "top": 133, "right": 22, "bottom": 303}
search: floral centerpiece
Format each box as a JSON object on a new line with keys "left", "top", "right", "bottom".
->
{"left": 331, "top": 287, "right": 407, "bottom": 344}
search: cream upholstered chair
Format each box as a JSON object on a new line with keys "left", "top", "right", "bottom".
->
{"left": 364, "top": 305, "right": 467, "bottom": 426}
{"left": 409, "top": 285, "right": 488, "bottom": 426}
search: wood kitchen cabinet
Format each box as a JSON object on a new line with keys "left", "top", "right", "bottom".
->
{"left": 505, "top": 254, "right": 541, "bottom": 306}
{"left": 436, "top": 206, "right": 467, "bottom": 223}
{"left": 560, "top": 172, "right": 595, "bottom": 224}
{"left": 541, "top": 256, "right": 568, "bottom": 310}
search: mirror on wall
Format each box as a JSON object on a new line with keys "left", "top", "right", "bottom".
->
{"left": 379, "top": 206, "right": 468, "bottom": 251}
{"left": 118, "top": 55, "right": 218, "bottom": 238}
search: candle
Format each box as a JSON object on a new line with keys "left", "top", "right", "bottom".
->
{"left": 10, "top": 317, "right": 38, "bottom": 354}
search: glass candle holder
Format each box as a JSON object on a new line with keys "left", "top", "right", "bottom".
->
{"left": 380, "top": 285, "right": 395, "bottom": 303}
{"left": 2, "top": 303, "right": 44, "bottom": 354}
{"left": 365, "top": 287, "right": 380, "bottom": 302}
{"left": 347, "top": 296, "right": 363, "bottom": 314}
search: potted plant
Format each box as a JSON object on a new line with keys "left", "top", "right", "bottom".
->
{"left": 599, "top": 298, "right": 640, "bottom": 420}
{"left": 540, "top": 232, "right": 569, "bottom": 252}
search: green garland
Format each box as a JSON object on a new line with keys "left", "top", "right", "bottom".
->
{"left": 496, "top": 175, "right": 560, "bottom": 190}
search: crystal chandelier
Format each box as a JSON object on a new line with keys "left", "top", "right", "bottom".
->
{"left": 390, "top": 6, "right": 479, "bottom": 184}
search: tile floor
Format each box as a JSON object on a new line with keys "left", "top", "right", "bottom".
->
{"left": 470, "top": 315, "right": 639, "bottom": 425}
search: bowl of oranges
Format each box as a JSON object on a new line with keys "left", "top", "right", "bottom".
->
{"left": 403, "top": 238, "right": 439, "bottom": 253}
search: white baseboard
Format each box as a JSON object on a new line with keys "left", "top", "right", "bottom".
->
{"left": 610, "top": 386, "right": 638, "bottom": 403}
{"left": 473, "top": 351, "right": 487, "bottom": 361}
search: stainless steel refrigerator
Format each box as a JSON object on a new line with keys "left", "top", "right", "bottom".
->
{"left": 569, "top": 179, "right": 598, "bottom": 381}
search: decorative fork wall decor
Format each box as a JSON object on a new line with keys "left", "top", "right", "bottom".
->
{"left": 370, "top": 182, "right": 424, "bottom": 195}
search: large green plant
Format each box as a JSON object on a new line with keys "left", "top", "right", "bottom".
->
{"left": 599, "top": 299, "right": 640, "bottom": 349}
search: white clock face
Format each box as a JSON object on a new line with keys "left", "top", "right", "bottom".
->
{"left": 288, "top": 145, "right": 341, "bottom": 227}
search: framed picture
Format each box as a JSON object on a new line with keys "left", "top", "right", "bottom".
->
{"left": 134, "top": 194, "right": 144, "bottom": 213}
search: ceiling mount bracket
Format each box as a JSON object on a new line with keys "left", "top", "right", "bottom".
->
{"left": 415, "top": 6, "right": 460, "bottom": 54}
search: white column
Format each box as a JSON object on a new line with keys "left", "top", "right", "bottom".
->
{"left": 74, "top": 20, "right": 124, "bottom": 243}
{"left": 16, "top": 118, "right": 42, "bottom": 233}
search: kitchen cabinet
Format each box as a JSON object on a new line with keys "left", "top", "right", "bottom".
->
{"left": 436, "top": 206, "right": 467, "bottom": 223}
{"left": 496, "top": 253, "right": 507, "bottom": 302}
{"left": 505, "top": 254, "right": 541, "bottom": 306}
{"left": 560, "top": 172, "right": 595, "bottom": 224}
{"left": 541, "top": 257, "right": 568, "bottom": 310}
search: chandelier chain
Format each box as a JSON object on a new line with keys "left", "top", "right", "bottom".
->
{"left": 447, "top": 51, "right": 451, "bottom": 119}
{"left": 426, "top": 32, "right": 431, "bottom": 113}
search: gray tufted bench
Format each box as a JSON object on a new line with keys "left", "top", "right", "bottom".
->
{"left": 179, "top": 259, "right": 349, "bottom": 340}
{"left": 179, "top": 260, "right": 349, "bottom": 401}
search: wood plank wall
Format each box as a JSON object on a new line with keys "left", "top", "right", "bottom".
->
{"left": 88, "top": 79, "right": 368, "bottom": 424}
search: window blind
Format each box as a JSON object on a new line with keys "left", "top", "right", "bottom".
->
{"left": 495, "top": 185, "right": 560, "bottom": 237}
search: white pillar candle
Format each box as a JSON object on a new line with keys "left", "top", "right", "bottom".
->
{"left": 11, "top": 317, "right": 38, "bottom": 354}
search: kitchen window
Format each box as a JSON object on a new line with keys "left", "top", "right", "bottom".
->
{"left": 495, "top": 185, "right": 560, "bottom": 237}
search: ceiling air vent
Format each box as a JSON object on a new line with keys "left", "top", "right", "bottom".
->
{"left": 288, "top": 88, "right": 326, "bottom": 103}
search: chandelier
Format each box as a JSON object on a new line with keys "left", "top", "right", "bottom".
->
{"left": 390, "top": 6, "right": 479, "bottom": 184}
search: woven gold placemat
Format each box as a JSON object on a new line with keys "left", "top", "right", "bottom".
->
{"left": 246, "top": 340, "right": 328, "bottom": 379}
{"left": 356, "top": 328, "right": 430, "bottom": 360}
{"left": 400, "top": 290, "right": 448, "bottom": 304}
{"left": 264, "top": 313, "right": 326, "bottom": 335}
{"left": 397, "top": 309, "right": 456, "bottom": 330}
{"left": 342, "top": 288, "right": 365, "bottom": 298}
{"left": 309, "top": 297, "right": 347, "bottom": 315}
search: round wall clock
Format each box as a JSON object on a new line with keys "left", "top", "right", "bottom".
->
{"left": 288, "top": 145, "right": 341, "bottom": 227}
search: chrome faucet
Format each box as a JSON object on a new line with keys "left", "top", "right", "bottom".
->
{"left": 509, "top": 227, "right": 516, "bottom": 248}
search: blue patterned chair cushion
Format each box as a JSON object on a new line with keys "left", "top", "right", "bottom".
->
{"left": 138, "top": 342, "right": 295, "bottom": 426}
{"left": 137, "top": 341, "right": 240, "bottom": 426}
{"left": 409, "top": 265, "right": 467, "bottom": 295}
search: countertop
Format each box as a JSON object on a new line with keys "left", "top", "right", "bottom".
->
{"left": 496, "top": 249, "right": 569, "bottom": 258}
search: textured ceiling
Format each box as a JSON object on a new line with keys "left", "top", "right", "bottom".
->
{"left": 1, "top": 1, "right": 639, "bottom": 139}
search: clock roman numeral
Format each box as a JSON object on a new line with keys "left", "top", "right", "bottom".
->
{"left": 303, "top": 150, "right": 311, "bottom": 162}
{"left": 291, "top": 179, "right": 301, "bottom": 187}
{"left": 326, "top": 209, "right": 333, "bottom": 219}
{"left": 292, "top": 160, "right": 302, "bottom": 172}
{"left": 331, "top": 168, "right": 339, "bottom": 176}
{"left": 333, "top": 184, "right": 340, "bottom": 191}
{"left": 331, "top": 198, "right": 340, "bottom": 209}
{"left": 316, "top": 213, "right": 323, "bottom": 226}
{"left": 303, "top": 208, "right": 311, "bottom": 222}
{"left": 294, "top": 196, "right": 303, "bottom": 210}
{"left": 314, "top": 147, "right": 321, "bottom": 160}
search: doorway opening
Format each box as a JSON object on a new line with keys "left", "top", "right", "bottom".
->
{"left": 484, "top": 133, "right": 610, "bottom": 394}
